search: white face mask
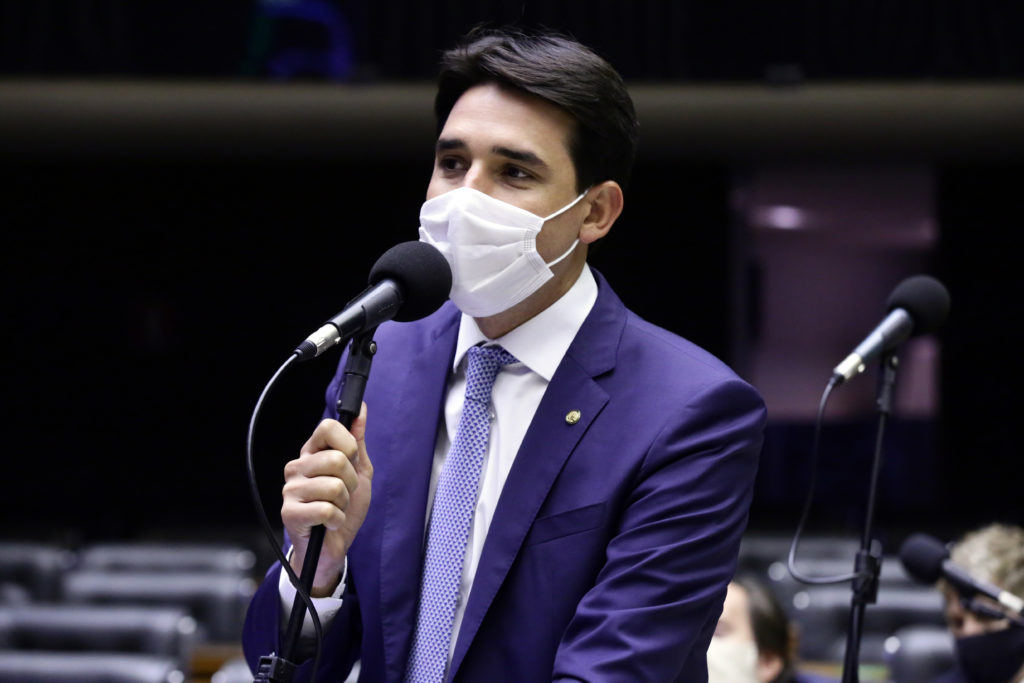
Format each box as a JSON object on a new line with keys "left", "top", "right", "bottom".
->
{"left": 707, "top": 635, "right": 759, "bottom": 683}
{"left": 418, "top": 186, "right": 587, "bottom": 317}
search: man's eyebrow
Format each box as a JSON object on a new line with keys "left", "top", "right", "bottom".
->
{"left": 436, "top": 138, "right": 467, "bottom": 153}
{"left": 493, "top": 146, "right": 548, "bottom": 170}
{"left": 434, "top": 138, "right": 548, "bottom": 170}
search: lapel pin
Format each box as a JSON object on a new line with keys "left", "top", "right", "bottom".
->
{"left": 565, "top": 410, "right": 581, "bottom": 425}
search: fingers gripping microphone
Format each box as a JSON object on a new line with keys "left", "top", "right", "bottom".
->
{"left": 295, "top": 241, "right": 452, "bottom": 361}
{"left": 831, "top": 274, "right": 951, "bottom": 385}
{"left": 899, "top": 533, "right": 1024, "bottom": 616}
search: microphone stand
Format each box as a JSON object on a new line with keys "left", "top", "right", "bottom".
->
{"left": 840, "top": 351, "right": 899, "bottom": 683}
{"left": 254, "top": 327, "right": 379, "bottom": 683}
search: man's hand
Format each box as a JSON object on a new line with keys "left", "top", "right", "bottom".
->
{"left": 281, "top": 403, "right": 373, "bottom": 597}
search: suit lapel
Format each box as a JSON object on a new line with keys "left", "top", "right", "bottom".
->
{"left": 378, "top": 310, "right": 459, "bottom": 682}
{"left": 447, "top": 272, "right": 626, "bottom": 679}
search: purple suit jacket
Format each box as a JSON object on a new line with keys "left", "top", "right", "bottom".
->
{"left": 243, "top": 271, "right": 766, "bottom": 682}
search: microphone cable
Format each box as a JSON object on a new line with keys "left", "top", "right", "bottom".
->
{"left": 246, "top": 351, "right": 326, "bottom": 680}
{"left": 786, "top": 375, "right": 861, "bottom": 585}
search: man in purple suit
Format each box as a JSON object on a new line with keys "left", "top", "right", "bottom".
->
{"left": 243, "top": 26, "right": 766, "bottom": 682}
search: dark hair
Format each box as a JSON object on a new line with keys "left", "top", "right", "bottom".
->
{"left": 434, "top": 26, "right": 639, "bottom": 193}
{"left": 734, "top": 575, "right": 798, "bottom": 683}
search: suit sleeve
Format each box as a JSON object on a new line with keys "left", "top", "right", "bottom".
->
{"left": 551, "top": 377, "right": 766, "bottom": 682}
{"left": 242, "top": 550, "right": 363, "bottom": 681}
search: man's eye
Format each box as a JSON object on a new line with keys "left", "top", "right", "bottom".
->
{"left": 438, "top": 157, "right": 464, "bottom": 171}
{"left": 504, "top": 166, "right": 531, "bottom": 180}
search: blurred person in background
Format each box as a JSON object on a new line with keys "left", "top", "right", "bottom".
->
{"left": 931, "top": 523, "right": 1024, "bottom": 683}
{"left": 709, "top": 575, "right": 837, "bottom": 683}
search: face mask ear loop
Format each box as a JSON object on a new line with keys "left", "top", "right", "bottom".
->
{"left": 543, "top": 189, "right": 589, "bottom": 221}
{"left": 540, "top": 188, "right": 590, "bottom": 268}
{"left": 544, "top": 238, "right": 580, "bottom": 268}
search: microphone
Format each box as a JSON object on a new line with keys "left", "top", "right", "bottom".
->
{"left": 899, "top": 533, "right": 1024, "bottom": 616}
{"left": 294, "top": 241, "right": 452, "bottom": 361}
{"left": 831, "top": 274, "right": 951, "bottom": 385}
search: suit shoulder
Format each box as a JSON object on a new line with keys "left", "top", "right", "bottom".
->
{"left": 620, "top": 310, "right": 750, "bottom": 389}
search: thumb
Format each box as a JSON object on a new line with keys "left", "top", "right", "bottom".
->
{"left": 349, "top": 402, "right": 371, "bottom": 471}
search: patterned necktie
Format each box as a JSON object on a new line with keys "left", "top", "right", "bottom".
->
{"left": 405, "top": 344, "right": 518, "bottom": 682}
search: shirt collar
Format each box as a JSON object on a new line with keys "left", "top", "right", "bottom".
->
{"left": 453, "top": 264, "right": 598, "bottom": 381}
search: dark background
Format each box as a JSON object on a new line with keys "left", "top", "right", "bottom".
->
{"left": 3, "top": 2, "right": 1023, "bottom": 81}
{"left": 2, "top": 1, "right": 1022, "bottom": 558}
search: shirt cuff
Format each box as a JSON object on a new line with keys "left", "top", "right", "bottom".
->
{"left": 278, "top": 546, "right": 347, "bottom": 637}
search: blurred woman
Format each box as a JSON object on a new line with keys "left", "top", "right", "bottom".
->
{"left": 708, "top": 575, "right": 836, "bottom": 683}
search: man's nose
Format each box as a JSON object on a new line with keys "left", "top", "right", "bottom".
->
{"left": 462, "top": 164, "right": 493, "bottom": 195}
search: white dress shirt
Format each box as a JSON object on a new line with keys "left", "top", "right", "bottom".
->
{"left": 280, "top": 265, "right": 598, "bottom": 661}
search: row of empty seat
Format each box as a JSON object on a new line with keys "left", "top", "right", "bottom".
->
{"left": 1, "top": 533, "right": 958, "bottom": 682}
{"left": 0, "top": 540, "right": 263, "bottom": 682}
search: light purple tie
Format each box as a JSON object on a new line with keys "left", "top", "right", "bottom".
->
{"left": 405, "top": 344, "right": 517, "bottom": 683}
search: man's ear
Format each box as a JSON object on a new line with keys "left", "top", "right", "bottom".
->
{"left": 579, "top": 180, "right": 623, "bottom": 245}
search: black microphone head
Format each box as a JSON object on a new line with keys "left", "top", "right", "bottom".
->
{"left": 368, "top": 241, "right": 452, "bottom": 322}
{"left": 886, "top": 274, "right": 951, "bottom": 336}
{"left": 900, "top": 533, "right": 950, "bottom": 584}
